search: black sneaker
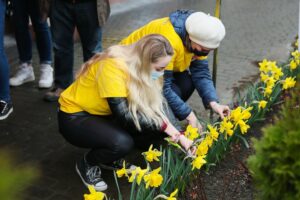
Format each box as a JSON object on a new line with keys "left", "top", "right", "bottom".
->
{"left": 99, "top": 158, "right": 137, "bottom": 171}
{"left": 0, "top": 100, "right": 13, "bottom": 120}
{"left": 75, "top": 157, "right": 107, "bottom": 191}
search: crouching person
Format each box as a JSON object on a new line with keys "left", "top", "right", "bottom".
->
{"left": 57, "top": 34, "right": 194, "bottom": 191}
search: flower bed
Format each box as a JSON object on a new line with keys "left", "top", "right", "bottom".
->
{"left": 83, "top": 39, "right": 299, "bottom": 200}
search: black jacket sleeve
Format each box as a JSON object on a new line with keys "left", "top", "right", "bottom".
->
{"left": 107, "top": 98, "right": 183, "bottom": 132}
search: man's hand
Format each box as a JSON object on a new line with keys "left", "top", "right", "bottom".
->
{"left": 209, "top": 101, "right": 230, "bottom": 119}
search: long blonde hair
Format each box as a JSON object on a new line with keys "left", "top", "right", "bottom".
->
{"left": 76, "top": 34, "right": 174, "bottom": 130}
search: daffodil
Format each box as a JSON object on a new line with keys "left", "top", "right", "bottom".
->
{"left": 264, "top": 85, "right": 273, "bottom": 97}
{"left": 295, "top": 39, "right": 298, "bottom": 47}
{"left": 203, "top": 135, "right": 213, "bottom": 148}
{"left": 196, "top": 140, "right": 208, "bottom": 156}
{"left": 260, "top": 72, "right": 269, "bottom": 82}
{"left": 282, "top": 77, "right": 296, "bottom": 90}
{"left": 192, "top": 155, "right": 206, "bottom": 170}
{"left": 143, "top": 167, "right": 163, "bottom": 188}
{"left": 207, "top": 124, "right": 219, "bottom": 141}
{"left": 259, "top": 59, "right": 270, "bottom": 73}
{"left": 116, "top": 161, "right": 128, "bottom": 178}
{"left": 258, "top": 100, "right": 267, "bottom": 110}
{"left": 291, "top": 50, "right": 300, "bottom": 59}
{"left": 143, "top": 144, "right": 162, "bottom": 162}
{"left": 128, "top": 167, "right": 148, "bottom": 185}
{"left": 84, "top": 185, "right": 106, "bottom": 200}
{"left": 184, "top": 124, "right": 199, "bottom": 140}
{"left": 271, "top": 66, "right": 283, "bottom": 80}
{"left": 266, "top": 76, "right": 276, "bottom": 88}
{"left": 238, "top": 120, "right": 250, "bottom": 134}
{"left": 167, "top": 189, "right": 178, "bottom": 200}
{"left": 290, "top": 59, "right": 298, "bottom": 70}
{"left": 220, "top": 117, "right": 234, "bottom": 137}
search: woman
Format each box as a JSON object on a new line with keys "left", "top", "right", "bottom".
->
{"left": 58, "top": 34, "right": 193, "bottom": 191}
{"left": 121, "top": 10, "right": 231, "bottom": 131}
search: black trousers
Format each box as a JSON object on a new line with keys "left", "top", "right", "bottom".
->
{"left": 58, "top": 110, "right": 167, "bottom": 166}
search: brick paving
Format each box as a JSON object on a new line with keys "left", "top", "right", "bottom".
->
{"left": 0, "top": 0, "right": 298, "bottom": 199}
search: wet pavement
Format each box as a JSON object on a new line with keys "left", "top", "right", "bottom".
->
{"left": 0, "top": 0, "right": 298, "bottom": 199}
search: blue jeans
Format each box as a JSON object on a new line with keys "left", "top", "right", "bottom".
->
{"left": 50, "top": 0, "right": 102, "bottom": 89}
{"left": 0, "top": 0, "right": 11, "bottom": 102}
{"left": 12, "top": 0, "right": 52, "bottom": 65}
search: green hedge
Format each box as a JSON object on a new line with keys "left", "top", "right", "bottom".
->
{"left": 247, "top": 80, "right": 300, "bottom": 200}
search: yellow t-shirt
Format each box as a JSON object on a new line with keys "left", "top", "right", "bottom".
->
{"left": 120, "top": 17, "right": 207, "bottom": 72}
{"left": 59, "top": 57, "right": 128, "bottom": 115}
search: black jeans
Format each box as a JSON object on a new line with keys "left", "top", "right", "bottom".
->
{"left": 58, "top": 110, "right": 167, "bottom": 166}
{"left": 172, "top": 71, "right": 195, "bottom": 102}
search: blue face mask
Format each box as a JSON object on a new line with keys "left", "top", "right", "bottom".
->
{"left": 151, "top": 70, "right": 164, "bottom": 80}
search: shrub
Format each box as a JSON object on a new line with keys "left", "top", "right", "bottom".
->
{"left": 247, "top": 81, "right": 300, "bottom": 200}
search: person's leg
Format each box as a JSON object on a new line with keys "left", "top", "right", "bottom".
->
{"left": 0, "top": 0, "right": 13, "bottom": 120}
{"left": 58, "top": 111, "right": 134, "bottom": 165}
{"left": 75, "top": 0, "right": 102, "bottom": 62}
{"left": 58, "top": 110, "right": 134, "bottom": 191}
{"left": 28, "top": 0, "right": 53, "bottom": 88}
{"left": 9, "top": 0, "right": 35, "bottom": 86}
{"left": 44, "top": 0, "right": 74, "bottom": 101}
{"left": 172, "top": 71, "right": 195, "bottom": 102}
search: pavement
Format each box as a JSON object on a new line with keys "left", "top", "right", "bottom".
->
{"left": 0, "top": 0, "right": 298, "bottom": 199}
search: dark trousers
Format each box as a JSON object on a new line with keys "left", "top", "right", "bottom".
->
{"left": 58, "top": 110, "right": 167, "bottom": 166}
{"left": 12, "top": 0, "right": 52, "bottom": 64}
{"left": 0, "top": 0, "right": 10, "bottom": 102}
{"left": 172, "top": 71, "right": 195, "bottom": 101}
{"left": 50, "top": 0, "right": 102, "bottom": 89}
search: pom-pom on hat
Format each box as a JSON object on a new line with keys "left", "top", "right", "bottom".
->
{"left": 185, "top": 12, "right": 225, "bottom": 49}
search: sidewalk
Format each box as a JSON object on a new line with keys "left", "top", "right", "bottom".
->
{"left": 0, "top": 0, "right": 298, "bottom": 199}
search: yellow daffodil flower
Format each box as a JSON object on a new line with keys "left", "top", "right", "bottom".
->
{"left": 192, "top": 155, "right": 207, "bottom": 170}
{"left": 295, "top": 39, "right": 298, "bottom": 47}
{"left": 143, "top": 167, "right": 163, "bottom": 188}
{"left": 258, "top": 59, "right": 269, "bottom": 73}
{"left": 260, "top": 72, "right": 269, "bottom": 82}
{"left": 128, "top": 167, "right": 148, "bottom": 185}
{"left": 196, "top": 141, "right": 209, "bottom": 156}
{"left": 207, "top": 124, "right": 219, "bottom": 141}
{"left": 264, "top": 85, "right": 273, "bottom": 97}
{"left": 238, "top": 120, "right": 250, "bottom": 134}
{"left": 84, "top": 185, "right": 106, "bottom": 200}
{"left": 116, "top": 161, "right": 128, "bottom": 178}
{"left": 266, "top": 76, "right": 276, "bottom": 88}
{"left": 282, "top": 77, "right": 296, "bottom": 90}
{"left": 258, "top": 100, "right": 267, "bottom": 110}
{"left": 271, "top": 67, "right": 283, "bottom": 80}
{"left": 143, "top": 144, "right": 162, "bottom": 162}
{"left": 290, "top": 59, "right": 298, "bottom": 70}
{"left": 203, "top": 135, "right": 213, "bottom": 148}
{"left": 291, "top": 50, "right": 300, "bottom": 59}
{"left": 220, "top": 117, "right": 234, "bottom": 137}
{"left": 184, "top": 125, "right": 199, "bottom": 140}
{"left": 166, "top": 189, "right": 178, "bottom": 200}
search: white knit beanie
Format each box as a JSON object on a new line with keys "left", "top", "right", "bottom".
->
{"left": 185, "top": 12, "right": 226, "bottom": 49}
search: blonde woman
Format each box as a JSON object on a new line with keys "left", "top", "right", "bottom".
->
{"left": 57, "top": 34, "right": 193, "bottom": 191}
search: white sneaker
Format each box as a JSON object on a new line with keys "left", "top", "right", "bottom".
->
{"left": 38, "top": 64, "right": 53, "bottom": 89}
{"left": 10, "top": 63, "right": 35, "bottom": 86}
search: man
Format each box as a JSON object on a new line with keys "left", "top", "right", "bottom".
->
{"left": 43, "top": 0, "right": 110, "bottom": 101}
{"left": 121, "top": 10, "right": 230, "bottom": 129}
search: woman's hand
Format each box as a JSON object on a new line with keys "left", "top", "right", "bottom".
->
{"left": 186, "top": 111, "right": 203, "bottom": 132}
{"left": 178, "top": 135, "right": 194, "bottom": 151}
{"left": 209, "top": 101, "right": 230, "bottom": 119}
